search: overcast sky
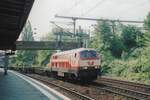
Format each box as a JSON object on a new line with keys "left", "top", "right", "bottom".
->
{"left": 28, "top": 0, "right": 150, "bottom": 37}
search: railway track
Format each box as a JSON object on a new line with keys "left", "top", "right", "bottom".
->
{"left": 13, "top": 68, "right": 150, "bottom": 100}
{"left": 27, "top": 73, "right": 150, "bottom": 100}
{"left": 26, "top": 74, "right": 94, "bottom": 100}
{"left": 94, "top": 77, "right": 150, "bottom": 100}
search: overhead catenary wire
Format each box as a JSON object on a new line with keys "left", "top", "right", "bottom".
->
{"left": 81, "top": 0, "right": 107, "bottom": 17}
{"left": 117, "top": 0, "right": 149, "bottom": 17}
{"left": 81, "top": 0, "right": 149, "bottom": 19}
{"left": 58, "top": 0, "right": 85, "bottom": 15}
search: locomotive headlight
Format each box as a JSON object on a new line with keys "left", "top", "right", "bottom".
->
{"left": 95, "top": 66, "right": 99, "bottom": 69}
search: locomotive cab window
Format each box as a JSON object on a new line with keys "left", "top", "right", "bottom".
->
{"left": 80, "top": 50, "right": 98, "bottom": 59}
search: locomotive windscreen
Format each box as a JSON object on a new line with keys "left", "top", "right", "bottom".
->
{"left": 80, "top": 50, "right": 98, "bottom": 59}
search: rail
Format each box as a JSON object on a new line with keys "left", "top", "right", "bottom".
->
{"left": 10, "top": 68, "right": 150, "bottom": 100}
{"left": 26, "top": 74, "right": 95, "bottom": 100}
{"left": 93, "top": 77, "right": 150, "bottom": 100}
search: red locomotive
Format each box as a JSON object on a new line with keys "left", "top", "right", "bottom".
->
{"left": 47, "top": 48, "right": 101, "bottom": 81}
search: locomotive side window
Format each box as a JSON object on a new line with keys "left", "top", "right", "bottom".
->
{"left": 53, "top": 56, "right": 57, "bottom": 59}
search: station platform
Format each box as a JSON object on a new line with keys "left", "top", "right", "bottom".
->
{"left": 0, "top": 68, "right": 70, "bottom": 100}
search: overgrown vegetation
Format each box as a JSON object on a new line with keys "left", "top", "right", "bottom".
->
{"left": 90, "top": 12, "right": 150, "bottom": 84}
{"left": 10, "top": 21, "right": 37, "bottom": 67}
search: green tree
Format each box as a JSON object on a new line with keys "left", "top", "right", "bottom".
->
{"left": 14, "top": 20, "right": 37, "bottom": 67}
{"left": 35, "top": 31, "right": 55, "bottom": 66}
{"left": 21, "top": 20, "right": 34, "bottom": 41}
{"left": 95, "top": 21, "right": 125, "bottom": 58}
{"left": 122, "top": 25, "right": 142, "bottom": 49}
{"left": 89, "top": 30, "right": 103, "bottom": 51}
{"left": 89, "top": 13, "right": 150, "bottom": 84}
{"left": 144, "top": 12, "right": 150, "bottom": 31}
{"left": 97, "top": 21, "right": 113, "bottom": 50}
{"left": 35, "top": 50, "right": 51, "bottom": 66}
{"left": 110, "top": 37, "right": 125, "bottom": 57}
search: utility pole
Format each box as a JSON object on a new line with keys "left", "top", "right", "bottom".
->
{"left": 110, "top": 21, "right": 116, "bottom": 34}
{"left": 73, "top": 18, "right": 77, "bottom": 37}
{"left": 55, "top": 15, "right": 78, "bottom": 39}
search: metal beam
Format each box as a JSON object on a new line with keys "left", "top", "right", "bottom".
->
{"left": 55, "top": 15, "right": 144, "bottom": 23}
{"left": 16, "top": 41, "right": 80, "bottom": 50}
{"left": 50, "top": 21, "right": 73, "bottom": 25}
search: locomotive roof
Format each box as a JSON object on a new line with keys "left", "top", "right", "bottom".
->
{"left": 52, "top": 48, "right": 96, "bottom": 56}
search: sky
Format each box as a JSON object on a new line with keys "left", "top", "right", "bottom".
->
{"left": 28, "top": 0, "right": 150, "bottom": 38}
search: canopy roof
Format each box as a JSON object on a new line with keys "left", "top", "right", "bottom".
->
{"left": 0, "top": 0, "right": 34, "bottom": 50}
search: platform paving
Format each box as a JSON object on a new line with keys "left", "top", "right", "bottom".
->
{"left": 0, "top": 69, "right": 57, "bottom": 100}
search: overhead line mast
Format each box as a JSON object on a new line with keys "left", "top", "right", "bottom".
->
{"left": 50, "top": 21, "right": 74, "bottom": 36}
{"left": 55, "top": 14, "right": 144, "bottom": 36}
{"left": 55, "top": 15, "right": 144, "bottom": 23}
{"left": 55, "top": 15, "right": 145, "bottom": 47}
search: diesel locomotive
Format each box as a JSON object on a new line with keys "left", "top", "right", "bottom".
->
{"left": 47, "top": 48, "right": 101, "bottom": 81}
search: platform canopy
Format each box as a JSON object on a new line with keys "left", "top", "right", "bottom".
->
{"left": 0, "top": 0, "right": 34, "bottom": 50}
